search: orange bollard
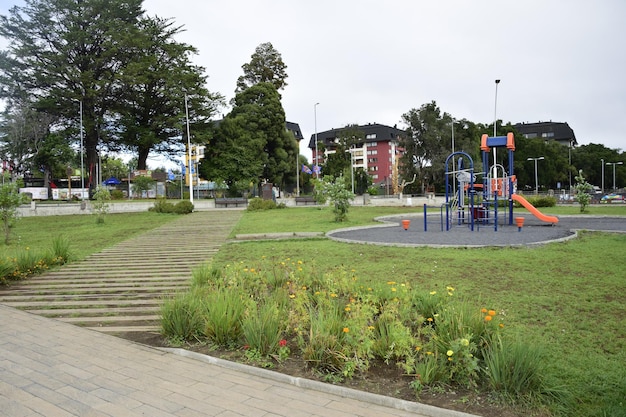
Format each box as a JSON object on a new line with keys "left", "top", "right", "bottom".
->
{"left": 402, "top": 219, "right": 411, "bottom": 230}
{"left": 515, "top": 217, "right": 525, "bottom": 232}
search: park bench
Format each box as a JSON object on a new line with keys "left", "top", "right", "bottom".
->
{"left": 215, "top": 197, "right": 248, "bottom": 208}
{"left": 295, "top": 196, "right": 317, "bottom": 206}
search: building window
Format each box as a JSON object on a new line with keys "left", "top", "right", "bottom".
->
{"left": 541, "top": 132, "right": 555, "bottom": 138}
{"left": 524, "top": 133, "right": 537, "bottom": 138}
{"left": 366, "top": 134, "right": 377, "bottom": 140}
{"left": 367, "top": 149, "right": 378, "bottom": 155}
{"left": 368, "top": 158, "right": 378, "bottom": 163}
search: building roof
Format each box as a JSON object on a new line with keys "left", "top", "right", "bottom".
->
{"left": 514, "top": 121, "right": 577, "bottom": 146}
{"left": 307, "top": 123, "right": 404, "bottom": 149}
{"left": 286, "top": 121, "right": 304, "bottom": 141}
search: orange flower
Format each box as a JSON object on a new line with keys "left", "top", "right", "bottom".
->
{"left": 488, "top": 310, "right": 497, "bottom": 316}
{"left": 481, "top": 308, "right": 488, "bottom": 313}
{"left": 342, "top": 327, "right": 350, "bottom": 333}
{"left": 484, "top": 315, "right": 492, "bottom": 322}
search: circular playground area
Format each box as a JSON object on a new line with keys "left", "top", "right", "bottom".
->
{"left": 327, "top": 215, "right": 626, "bottom": 248}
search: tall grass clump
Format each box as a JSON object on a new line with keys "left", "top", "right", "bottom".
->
{"left": 160, "top": 290, "right": 206, "bottom": 344}
{"left": 204, "top": 288, "right": 247, "bottom": 347}
{"left": 49, "top": 235, "right": 71, "bottom": 264}
{"left": 241, "top": 300, "right": 284, "bottom": 356}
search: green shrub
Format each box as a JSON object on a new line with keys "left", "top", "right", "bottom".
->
{"left": 246, "top": 197, "right": 285, "bottom": 211}
{"left": 110, "top": 189, "right": 124, "bottom": 200}
{"left": 174, "top": 200, "right": 194, "bottom": 214}
{"left": 150, "top": 197, "right": 175, "bottom": 213}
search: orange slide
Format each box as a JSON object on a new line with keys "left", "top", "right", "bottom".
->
{"left": 511, "top": 194, "right": 559, "bottom": 224}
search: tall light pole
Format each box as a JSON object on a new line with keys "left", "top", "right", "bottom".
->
{"left": 184, "top": 94, "right": 193, "bottom": 203}
{"left": 79, "top": 100, "right": 84, "bottom": 201}
{"left": 601, "top": 158, "right": 605, "bottom": 195}
{"left": 314, "top": 102, "right": 319, "bottom": 177}
{"left": 606, "top": 161, "right": 623, "bottom": 191}
{"left": 493, "top": 79, "right": 501, "bottom": 183}
{"left": 527, "top": 156, "right": 544, "bottom": 195}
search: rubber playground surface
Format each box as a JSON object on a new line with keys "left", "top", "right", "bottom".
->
{"left": 328, "top": 214, "right": 626, "bottom": 247}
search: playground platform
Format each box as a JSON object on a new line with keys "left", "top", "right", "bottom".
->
{"left": 328, "top": 215, "right": 626, "bottom": 247}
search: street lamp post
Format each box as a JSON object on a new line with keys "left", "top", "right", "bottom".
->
{"left": 314, "top": 102, "right": 319, "bottom": 177}
{"left": 606, "top": 161, "right": 623, "bottom": 191}
{"left": 601, "top": 159, "right": 604, "bottom": 195}
{"left": 527, "top": 156, "right": 544, "bottom": 195}
{"left": 184, "top": 94, "right": 193, "bottom": 203}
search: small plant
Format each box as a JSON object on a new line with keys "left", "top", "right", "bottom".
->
{"left": 50, "top": 235, "right": 71, "bottom": 264}
{"left": 241, "top": 301, "right": 284, "bottom": 357}
{"left": 92, "top": 185, "right": 111, "bottom": 224}
{"left": 246, "top": 197, "right": 285, "bottom": 211}
{"left": 174, "top": 200, "right": 194, "bottom": 214}
{"left": 573, "top": 170, "right": 593, "bottom": 213}
{"left": 313, "top": 176, "right": 355, "bottom": 222}
{"left": 150, "top": 197, "right": 175, "bottom": 213}
{"left": 0, "top": 173, "right": 27, "bottom": 244}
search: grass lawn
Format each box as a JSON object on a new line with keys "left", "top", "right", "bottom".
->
{"left": 1, "top": 212, "right": 178, "bottom": 261}
{"left": 220, "top": 206, "right": 626, "bottom": 416}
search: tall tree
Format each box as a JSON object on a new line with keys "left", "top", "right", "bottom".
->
{"left": 200, "top": 83, "right": 297, "bottom": 193}
{"left": 0, "top": 0, "right": 144, "bottom": 190}
{"left": 399, "top": 101, "right": 450, "bottom": 194}
{"left": 115, "top": 16, "right": 223, "bottom": 170}
{"left": 236, "top": 42, "right": 288, "bottom": 93}
{"left": 322, "top": 124, "right": 364, "bottom": 179}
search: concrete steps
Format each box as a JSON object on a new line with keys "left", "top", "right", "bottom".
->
{"left": 0, "top": 210, "right": 241, "bottom": 335}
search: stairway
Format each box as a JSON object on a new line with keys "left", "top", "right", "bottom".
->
{"left": 0, "top": 210, "right": 241, "bottom": 336}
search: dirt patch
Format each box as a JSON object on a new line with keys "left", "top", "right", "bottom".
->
{"left": 118, "top": 331, "right": 526, "bottom": 417}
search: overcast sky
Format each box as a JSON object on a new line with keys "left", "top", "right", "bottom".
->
{"left": 141, "top": 0, "right": 626, "bottom": 161}
{"left": 2, "top": 0, "right": 625, "bottom": 166}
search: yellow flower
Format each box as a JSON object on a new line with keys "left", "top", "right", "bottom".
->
{"left": 446, "top": 286, "right": 455, "bottom": 292}
{"left": 461, "top": 338, "right": 470, "bottom": 346}
{"left": 368, "top": 326, "right": 375, "bottom": 330}
{"left": 415, "top": 346, "right": 422, "bottom": 351}
{"left": 427, "top": 317, "right": 433, "bottom": 322}
{"left": 344, "top": 306, "right": 351, "bottom": 312}
{"left": 297, "top": 260, "right": 303, "bottom": 264}
{"left": 342, "top": 327, "right": 350, "bottom": 333}
{"left": 289, "top": 294, "right": 295, "bottom": 299}
{"left": 447, "top": 350, "right": 454, "bottom": 356}
{"left": 391, "top": 288, "right": 397, "bottom": 292}
{"left": 499, "top": 323, "right": 505, "bottom": 328}
{"left": 387, "top": 281, "right": 396, "bottom": 285}
{"left": 430, "top": 291, "right": 437, "bottom": 295}
{"left": 330, "top": 293, "right": 337, "bottom": 298}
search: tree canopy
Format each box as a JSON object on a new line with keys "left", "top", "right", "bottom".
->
{"left": 0, "top": 0, "right": 220, "bottom": 187}
{"left": 236, "top": 42, "right": 288, "bottom": 93}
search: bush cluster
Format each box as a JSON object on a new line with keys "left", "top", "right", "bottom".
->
{"left": 514, "top": 195, "right": 556, "bottom": 208}
{"left": 161, "top": 258, "right": 566, "bottom": 410}
{"left": 110, "top": 189, "right": 125, "bottom": 200}
{"left": 246, "top": 197, "right": 286, "bottom": 211}
{"left": 149, "top": 198, "right": 194, "bottom": 214}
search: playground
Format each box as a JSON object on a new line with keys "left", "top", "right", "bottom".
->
{"left": 329, "top": 132, "right": 626, "bottom": 247}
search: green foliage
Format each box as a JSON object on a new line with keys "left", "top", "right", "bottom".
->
{"left": 0, "top": 236, "right": 71, "bottom": 284}
{"left": 149, "top": 198, "right": 194, "bottom": 214}
{"left": 173, "top": 200, "right": 194, "bottom": 214}
{"left": 0, "top": 174, "right": 27, "bottom": 244}
{"left": 241, "top": 300, "right": 285, "bottom": 357}
{"left": 236, "top": 42, "right": 288, "bottom": 93}
{"left": 92, "top": 186, "right": 111, "bottom": 224}
{"left": 313, "top": 177, "right": 355, "bottom": 222}
{"left": 110, "top": 189, "right": 125, "bottom": 199}
{"left": 246, "top": 197, "right": 285, "bottom": 211}
{"left": 204, "top": 288, "right": 247, "bottom": 347}
{"left": 574, "top": 170, "right": 593, "bottom": 213}
{"left": 132, "top": 175, "right": 155, "bottom": 197}
{"left": 160, "top": 289, "right": 206, "bottom": 343}
{"left": 513, "top": 195, "right": 557, "bottom": 208}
